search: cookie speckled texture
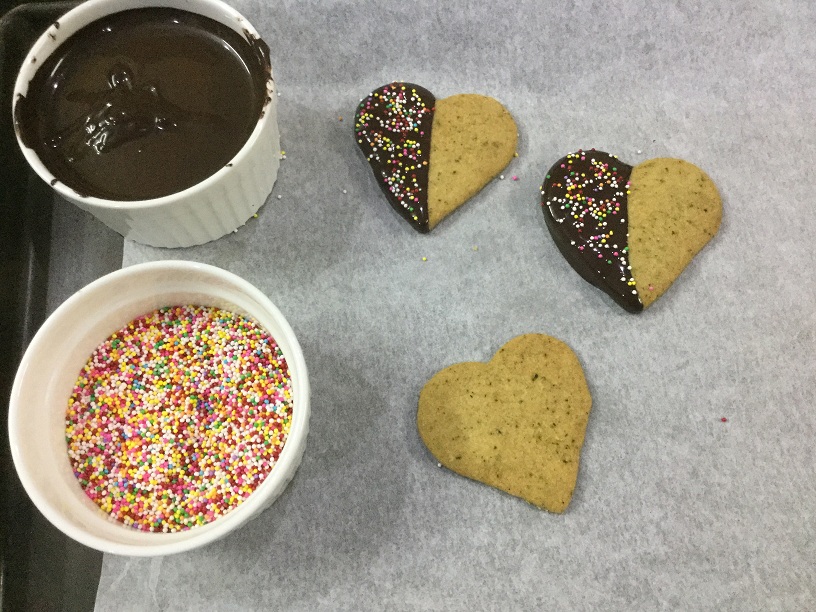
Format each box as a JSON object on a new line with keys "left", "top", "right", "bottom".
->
{"left": 417, "top": 334, "right": 592, "bottom": 513}
{"left": 628, "top": 158, "right": 723, "bottom": 308}
{"left": 427, "top": 94, "right": 517, "bottom": 230}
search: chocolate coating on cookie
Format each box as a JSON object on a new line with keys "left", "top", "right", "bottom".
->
{"left": 354, "top": 82, "right": 435, "bottom": 232}
{"left": 541, "top": 150, "right": 642, "bottom": 313}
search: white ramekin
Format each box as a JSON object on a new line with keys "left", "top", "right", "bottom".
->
{"left": 12, "top": 0, "right": 279, "bottom": 248}
{"left": 8, "top": 261, "right": 309, "bottom": 556}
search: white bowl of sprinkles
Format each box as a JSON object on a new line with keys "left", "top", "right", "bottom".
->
{"left": 8, "top": 261, "right": 309, "bottom": 556}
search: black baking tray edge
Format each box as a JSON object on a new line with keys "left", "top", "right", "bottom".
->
{"left": 1, "top": 2, "right": 104, "bottom": 611}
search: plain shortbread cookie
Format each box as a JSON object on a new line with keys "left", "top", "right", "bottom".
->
{"left": 418, "top": 334, "right": 592, "bottom": 513}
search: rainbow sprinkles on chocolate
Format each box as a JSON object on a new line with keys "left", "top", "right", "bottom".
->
{"left": 541, "top": 150, "right": 639, "bottom": 312}
{"left": 354, "top": 82, "right": 436, "bottom": 232}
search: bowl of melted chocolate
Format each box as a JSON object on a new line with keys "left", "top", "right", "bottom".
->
{"left": 13, "top": 0, "right": 279, "bottom": 248}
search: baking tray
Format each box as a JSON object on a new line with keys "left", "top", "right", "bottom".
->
{"left": 0, "top": 3, "right": 104, "bottom": 611}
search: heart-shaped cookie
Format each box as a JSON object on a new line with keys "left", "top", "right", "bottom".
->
{"left": 541, "top": 150, "right": 722, "bottom": 312}
{"left": 354, "top": 82, "right": 517, "bottom": 232}
{"left": 417, "top": 334, "right": 592, "bottom": 513}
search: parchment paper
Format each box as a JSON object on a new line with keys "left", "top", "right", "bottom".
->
{"left": 94, "top": 0, "right": 816, "bottom": 608}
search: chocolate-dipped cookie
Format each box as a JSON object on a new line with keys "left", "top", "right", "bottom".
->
{"left": 354, "top": 82, "right": 517, "bottom": 232}
{"left": 541, "top": 150, "right": 722, "bottom": 312}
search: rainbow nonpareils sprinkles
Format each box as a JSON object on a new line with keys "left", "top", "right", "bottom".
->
{"left": 354, "top": 82, "right": 436, "bottom": 232}
{"left": 541, "top": 150, "right": 641, "bottom": 313}
{"left": 65, "top": 305, "right": 294, "bottom": 532}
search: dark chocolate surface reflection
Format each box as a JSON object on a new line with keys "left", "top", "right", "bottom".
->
{"left": 15, "top": 8, "right": 269, "bottom": 200}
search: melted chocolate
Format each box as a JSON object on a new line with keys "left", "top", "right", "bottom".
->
{"left": 541, "top": 150, "right": 642, "bottom": 313}
{"left": 15, "top": 8, "right": 270, "bottom": 201}
{"left": 354, "top": 82, "right": 435, "bottom": 232}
